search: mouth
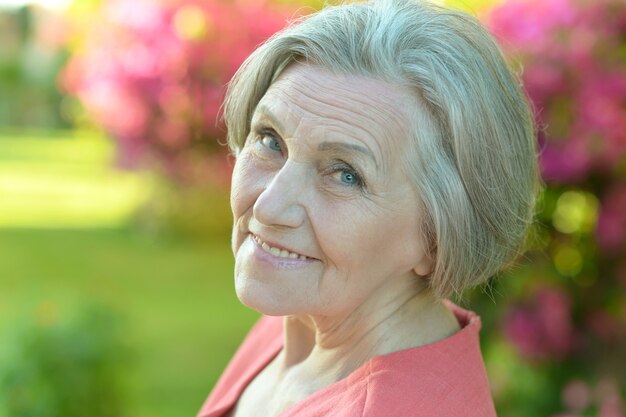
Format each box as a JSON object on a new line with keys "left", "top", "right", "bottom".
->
{"left": 251, "top": 234, "right": 311, "bottom": 260}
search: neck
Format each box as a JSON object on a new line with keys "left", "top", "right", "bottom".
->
{"left": 278, "top": 275, "right": 460, "bottom": 384}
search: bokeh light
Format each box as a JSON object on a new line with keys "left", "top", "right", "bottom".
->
{"left": 552, "top": 190, "right": 598, "bottom": 235}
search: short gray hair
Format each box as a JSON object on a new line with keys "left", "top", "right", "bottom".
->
{"left": 223, "top": 0, "right": 541, "bottom": 298}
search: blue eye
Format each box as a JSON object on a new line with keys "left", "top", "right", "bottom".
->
{"left": 340, "top": 171, "right": 358, "bottom": 185}
{"left": 261, "top": 135, "right": 281, "bottom": 152}
{"left": 327, "top": 160, "right": 365, "bottom": 189}
{"left": 333, "top": 165, "right": 365, "bottom": 188}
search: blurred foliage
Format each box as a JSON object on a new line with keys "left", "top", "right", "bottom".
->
{"left": 462, "top": 0, "right": 626, "bottom": 416}
{"left": 445, "top": 0, "right": 506, "bottom": 15}
{"left": 0, "top": 130, "right": 155, "bottom": 229}
{"left": 0, "top": 303, "right": 130, "bottom": 417}
{"left": 60, "top": 0, "right": 299, "bottom": 184}
{"left": 0, "top": 6, "right": 70, "bottom": 129}
{"left": 0, "top": 228, "right": 259, "bottom": 417}
{"left": 131, "top": 178, "right": 233, "bottom": 240}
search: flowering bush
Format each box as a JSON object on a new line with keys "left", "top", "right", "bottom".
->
{"left": 468, "top": 0, "right": 626, "bottom": 415}
{"left": 62, "top": 0, "right": 296, "bottom": 185}
{"left": 490, "top": 0, "right": 626, "bottom": 183}
{"left": 488, "top": 0, "right": 626, "bottom": 251}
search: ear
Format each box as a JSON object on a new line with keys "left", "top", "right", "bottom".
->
{"left": 413, "top": 253, "right": 434, "bottom": 277}
{"left": 413, "top": 226, "right": 436, "bottom": 277}
{"left": 413, "top": 232, "right": 437, "bottom": 277}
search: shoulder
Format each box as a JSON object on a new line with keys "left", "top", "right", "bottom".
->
{"left": 360, "top": 303, "right": 497, "bottom": 417}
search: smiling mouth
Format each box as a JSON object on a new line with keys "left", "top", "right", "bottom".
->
{"left": 252, "top": 234, "right": 309, "bottom": 260}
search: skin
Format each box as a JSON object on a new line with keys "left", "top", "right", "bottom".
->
{"left": 228, "top": 64, "right": 460, "bottom": 417}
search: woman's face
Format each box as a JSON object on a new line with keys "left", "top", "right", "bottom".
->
{"left": 230, "top": 64, "right": 433, "bottom": 317}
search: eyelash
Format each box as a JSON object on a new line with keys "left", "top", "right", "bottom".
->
{"left": 255, "top": 128, "right": 282, "bottom": 153}
{"left": 327, "top": 161, "right": 366, "bottom": 189}
{"left": 252, "top": 126, "right": 366, "bottom": 190}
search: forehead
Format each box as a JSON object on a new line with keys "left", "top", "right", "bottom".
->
{"left": 254, "top": 64, "right": 416, "bottom": 165}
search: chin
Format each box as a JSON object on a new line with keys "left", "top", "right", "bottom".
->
{"left": 235, "top": 278, "right": 297, "bottom": 317}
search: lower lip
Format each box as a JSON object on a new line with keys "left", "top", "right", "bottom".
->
{"left": 249, "top": 235, "right": 317, "bottom": 269}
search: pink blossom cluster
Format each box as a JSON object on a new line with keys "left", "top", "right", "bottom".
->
{"left": 503, "top": 287, "right": 576, "bottom": 361}
{"left": 488, "top": 0, "right": 626, "bottom": 184}
{"left": 62, "top": 0, "right": 293, "bottom": 184}
{"left": 488, "top": 0, "right": 626, "bottom": 252}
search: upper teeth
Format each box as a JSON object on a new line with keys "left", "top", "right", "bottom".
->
{"left": 253, "top": 235, "right": 307, "bottom": 260}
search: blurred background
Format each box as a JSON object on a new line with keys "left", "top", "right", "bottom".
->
{"left": 0, "top": 0, "right": 624, "bottom": 416}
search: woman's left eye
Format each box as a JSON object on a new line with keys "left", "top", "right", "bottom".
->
{"left": 331, "top": 165, "right": 364, "bottom": 188}
{"left": 339, "top": 170, "right": 359, "bottom": 185}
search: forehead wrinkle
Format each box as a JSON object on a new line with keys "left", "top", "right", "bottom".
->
{"left": 255, "top": 94, "right": 381, "bottom": 172}
{"left": 292, "top": 100, "right": 387, "bottom": 171}
{"left": 275, "top": 83, "right": 394, "bottom": 166}
{"left": 297, "top": 78, "right": 408, "bottom": 126}
{"left": 288, "top": 79, "right": 407, "bottom": 133}
{"left": 261, "top": 66, "right": 416, "bottom": 176}
{"left": 284, "top": 65, "right": 413, "bottom": 135}
{"left": 284, "top": 76, "right": 413, "bottom": 169}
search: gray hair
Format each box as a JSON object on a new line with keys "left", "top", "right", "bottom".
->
{"left": 223, "top": 0, "right": 541, "bottom": 298}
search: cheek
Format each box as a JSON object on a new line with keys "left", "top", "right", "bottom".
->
{"left": 316, "top": 201, "right": 423, "bottom": 274}
{"left": 314, "top": 202, "right": 375, "bottom": 263}
{"left": 230, "top": 153, "right": 262, "bottom": 219}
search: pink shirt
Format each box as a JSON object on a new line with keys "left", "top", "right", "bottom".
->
{"left": 197, "top": 301, "right": 497, "bottom": 417}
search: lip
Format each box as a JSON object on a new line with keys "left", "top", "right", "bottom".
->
{"left": 249, "top": 232, "right": 318, "bottom": 261}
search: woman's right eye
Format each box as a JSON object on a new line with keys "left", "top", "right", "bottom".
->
{"left": 258, "top": 131, "right": 281, "bottom": 152}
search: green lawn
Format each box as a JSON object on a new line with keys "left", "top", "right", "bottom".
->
{"left": 0, "top": 130, "right": 259, "bottom": 416}
{"left": 0, "top": 228, "right": 259, "bottom": 417}
{"left": 0, "top": 129, "right": 155, "bottom": 229}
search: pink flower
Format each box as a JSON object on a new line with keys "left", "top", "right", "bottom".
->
{"left": 562, "top": 379, "right": 592, "bottom": 412}
{"left": 82, "top": 82, "right": 149, "bottom": 139}
{"left": 538, "top": 136, "right": 592, "bottom": 183}
{"left": 523, "top": 63, "right": 567, "bottom": 99}
{"left": 597, "top": 379, "right": 625, "bottom": 417}
{"left": 62, "top": 0, "right": 297, "bottom": 184}
{"left": 504, "top": 287, "right": 576, "bottom": 360}
{"left": 488, "top": 0, "right": 626, "bottom": 186}
{"left": 487, "top": 0, "right": 576, "bottom": 51}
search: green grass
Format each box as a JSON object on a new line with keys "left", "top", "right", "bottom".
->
{"left": 0, "top": 227, "right": 259, "bottom": 417}
{"left": 0, "top": 129, "right": 258, "bottom": 416}
{"left": 0, "top": 129, "right": 155, "bottom": 228}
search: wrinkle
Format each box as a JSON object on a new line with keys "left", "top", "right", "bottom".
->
{"left": 263, "top": 69, "right": 414, "bottom": 174}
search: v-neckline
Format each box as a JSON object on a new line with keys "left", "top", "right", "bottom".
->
{"left": 224, "top": 340, "right": 374, "bottom": 417}
{"left": 211, "top": 301, "right": 477, "bottom": 417}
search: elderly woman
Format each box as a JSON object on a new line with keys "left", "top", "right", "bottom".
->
{"left": 197, "top": 0, "right": 539, "bottom": 415}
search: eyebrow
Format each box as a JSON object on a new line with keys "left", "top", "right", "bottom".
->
{"left": 318, "top": 141, "right": 378, "bottom": 168}
{"left": 253, "top": 104, "right": 286, "bottom": 134}
{"left": 254, "top": 103, "right": 378, "bottom": 168}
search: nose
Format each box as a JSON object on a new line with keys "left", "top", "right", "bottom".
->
{"left": 253, "top": 160, "right": 307, "bottom": 229}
